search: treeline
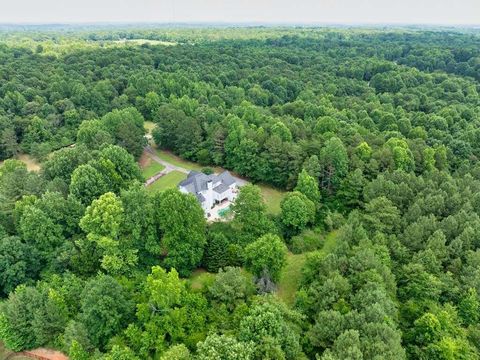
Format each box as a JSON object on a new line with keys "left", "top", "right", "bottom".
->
{"left": 0, "top": 27, "right": 480, "bottom": 359}
{"left": 0, "top": 138, "right": 309, "bottom": 358}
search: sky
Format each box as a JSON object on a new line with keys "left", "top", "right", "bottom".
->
{"left": 0, "top": 0, "right": 478, "bottom": 25}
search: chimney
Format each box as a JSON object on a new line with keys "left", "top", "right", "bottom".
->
{"left": 207, "top": 180, "right": 213, "bottom": 190}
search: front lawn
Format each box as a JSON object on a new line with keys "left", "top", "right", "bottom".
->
{"left": 147, "top": 171, "right": 187, "bottom": 192}
{"left": 154, "top": 148, "right": 204, "bottom": 171}
{"left": 141, "top": 160, "right": 165, "bottom": 179}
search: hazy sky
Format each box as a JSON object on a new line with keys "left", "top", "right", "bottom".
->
{"left": 0, "top": 0, "right": 478, "bottom": 25}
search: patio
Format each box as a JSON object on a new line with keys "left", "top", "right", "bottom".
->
{"left": 207, "top": 200, "right": 233, "bottom": 222}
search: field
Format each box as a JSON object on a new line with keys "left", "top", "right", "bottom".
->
{"left": 258, "top": 185, "right": 285, "bottom": 215}
{"left": 276, "top": 230, "right": 338, "bottom": 306}
{"left": 146, "top": 171, "right": 187, "bottom": 192}
{"left": 0, "top": 154, "right": 41, "bottom": 172}
{"left": 113, "top": 39, "right": 177, "bottom": 46}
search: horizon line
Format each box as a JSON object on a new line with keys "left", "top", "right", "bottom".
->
{"left": 0, "top": 21, "right": 479, "bottom": 28}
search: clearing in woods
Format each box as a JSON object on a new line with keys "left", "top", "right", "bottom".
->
{"left": 276, "top": 230, "right": 339, "bottom": 306}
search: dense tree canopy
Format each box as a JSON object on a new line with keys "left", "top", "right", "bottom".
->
{"left": 0, "top": 25, "right": 480, "bottom": 360}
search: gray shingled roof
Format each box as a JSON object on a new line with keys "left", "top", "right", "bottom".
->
{"left": 179, "top": 171, "right": 215, "bottom": 193}
{"left": 179, "top": 170, "right": 236, "bottom": 201}
{"left": 218, "top": 171, "right": 236, "bottom": 186}
{"left": 213, "top": 183, "right": 229, "bottom": 193}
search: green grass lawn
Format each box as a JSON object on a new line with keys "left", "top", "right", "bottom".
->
{"left": 276, "top": 230, "right": 339, "bottom": 306}
{"left": 141, "top": 161, "right": 165, "bottom": 179}
{"left": 153, "top": 147, "right": 225, "bottom": 173}
{"left": 276, "top": 252, "right": 308, "bottom": 306}
{"left": 152, "top": 147, "right": 285, "bottom": 215}
{"left": 147, "top": 171, "right": 187, "bottom": 192}
{"left": 154, "top": 148, "right": 204, "bottom": 171}
{"left": 321, "top": 230, "right": 339, "bottom": 254}
{"left": 259, "top": 184, "right": 286, "bottom": 215}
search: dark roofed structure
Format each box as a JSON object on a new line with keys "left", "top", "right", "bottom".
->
{"left": 178, "top": 170, "right": 238, "bottom": 214}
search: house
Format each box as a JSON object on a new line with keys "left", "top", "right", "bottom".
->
{"left": 178, "top": 170, "right": 238, "bottom": 216}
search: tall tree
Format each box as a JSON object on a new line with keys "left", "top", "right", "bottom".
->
{"left": 281, "top": 191, "right": 316, "bottom": 235}
{"left": 319, "top": 137, "right": 349, "bottom": 193}
{"left": 80, "top": 192, "right": 137, "bottom": 275}
{"left": 244, "top": 234, "right": 287, "bottom": 282}
{"left": 153, "top": 189, "right": 206, "bottom": 276}
{"left": 78, "top": 274, "right": 132, "bottom": 350}
{"left": 295, "top": 169, "right": 321, "bottom": 204}
{"left": 231, "top": 184, "right": 275, "bottom": 243}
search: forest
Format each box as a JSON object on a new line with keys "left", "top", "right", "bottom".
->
{"left": 0, "top": 26, "right": 480, "bottom": 359}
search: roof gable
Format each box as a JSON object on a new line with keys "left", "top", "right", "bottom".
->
{"left": 179, "top": 170, "right": 236, "bottom": 200}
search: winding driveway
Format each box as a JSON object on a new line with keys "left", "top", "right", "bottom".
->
{"left": 144, "top": 146, "right": 189, "bottom": 174}
{"left": 143, "top": 146, "right": 249, "bottom": 187}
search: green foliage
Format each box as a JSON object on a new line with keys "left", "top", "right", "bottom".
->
{"left": 103, "top": 345, "right": 140, "bottom": 360}
{"left": 80, "top": 192, "right": 137, "bottom": 275}
{"left": 295, "top": 169, "right": 321, "bottom": 204}
{"left": 0, "top": 284, "right": 69, "bottom": 351}
{"left": 0, "top": 235, "right": 38, "bottom": 296}
{"left": 385, "top": 138, "right": 415, "bottom": 172}
{"left": 70, "top": 164, "right": 108, "bottom": 205}
{"left": 153, "top": 189, "right": 206, "bottom": 276}
{"left": 244, "top": 234, "right": 287, "bottom": 282}
{"left": 208, "top": 267, "right": 252, "bottom": 309}
{"left": 101, "top": 107, "right": 146, "bottom": 159}
{"left": 290, "top": 229, "right": 324, "bottom": 254}
{"left": 319, "top": 137, "right": 349, "bottom": 193}
{"left": 281, "top": 191, "right": 316, "bottom": 235}
{"left": 77, "top": 120, "right": 113, "bottom": 150}
{"left": 43, "top": 145, "right": 92, "bottom": 183}
{"left": 133, "top": 266, "right": 207, "bottom": 357}
{"left": 231, "top": 184, "right": 276, "bottom": 243}
{"left": 159, "top": 344, "right": 191, "bottom": 360}
{"left": 196, "top": 334, "right": 254, "bottom": 360}
{"left": 239, "top": 299, "right": 304, "bottom": 359}
{"left": 363, "top": 196, "right": 401, "bottom": 234}
{"left": 0, "top": 27, "right": 480, "bottom": 359}
{"left": 78, "top": 274, "right": 133, "bottom": 349}
{"left": 203, "top": 231, "right": 235, "bottom": 272}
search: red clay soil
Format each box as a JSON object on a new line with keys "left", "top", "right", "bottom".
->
{"left": 14, "top": 348, "right": 68, "bottom": 360}
{"left": 138, "top": 150, "right": 151, "bottom": 169}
